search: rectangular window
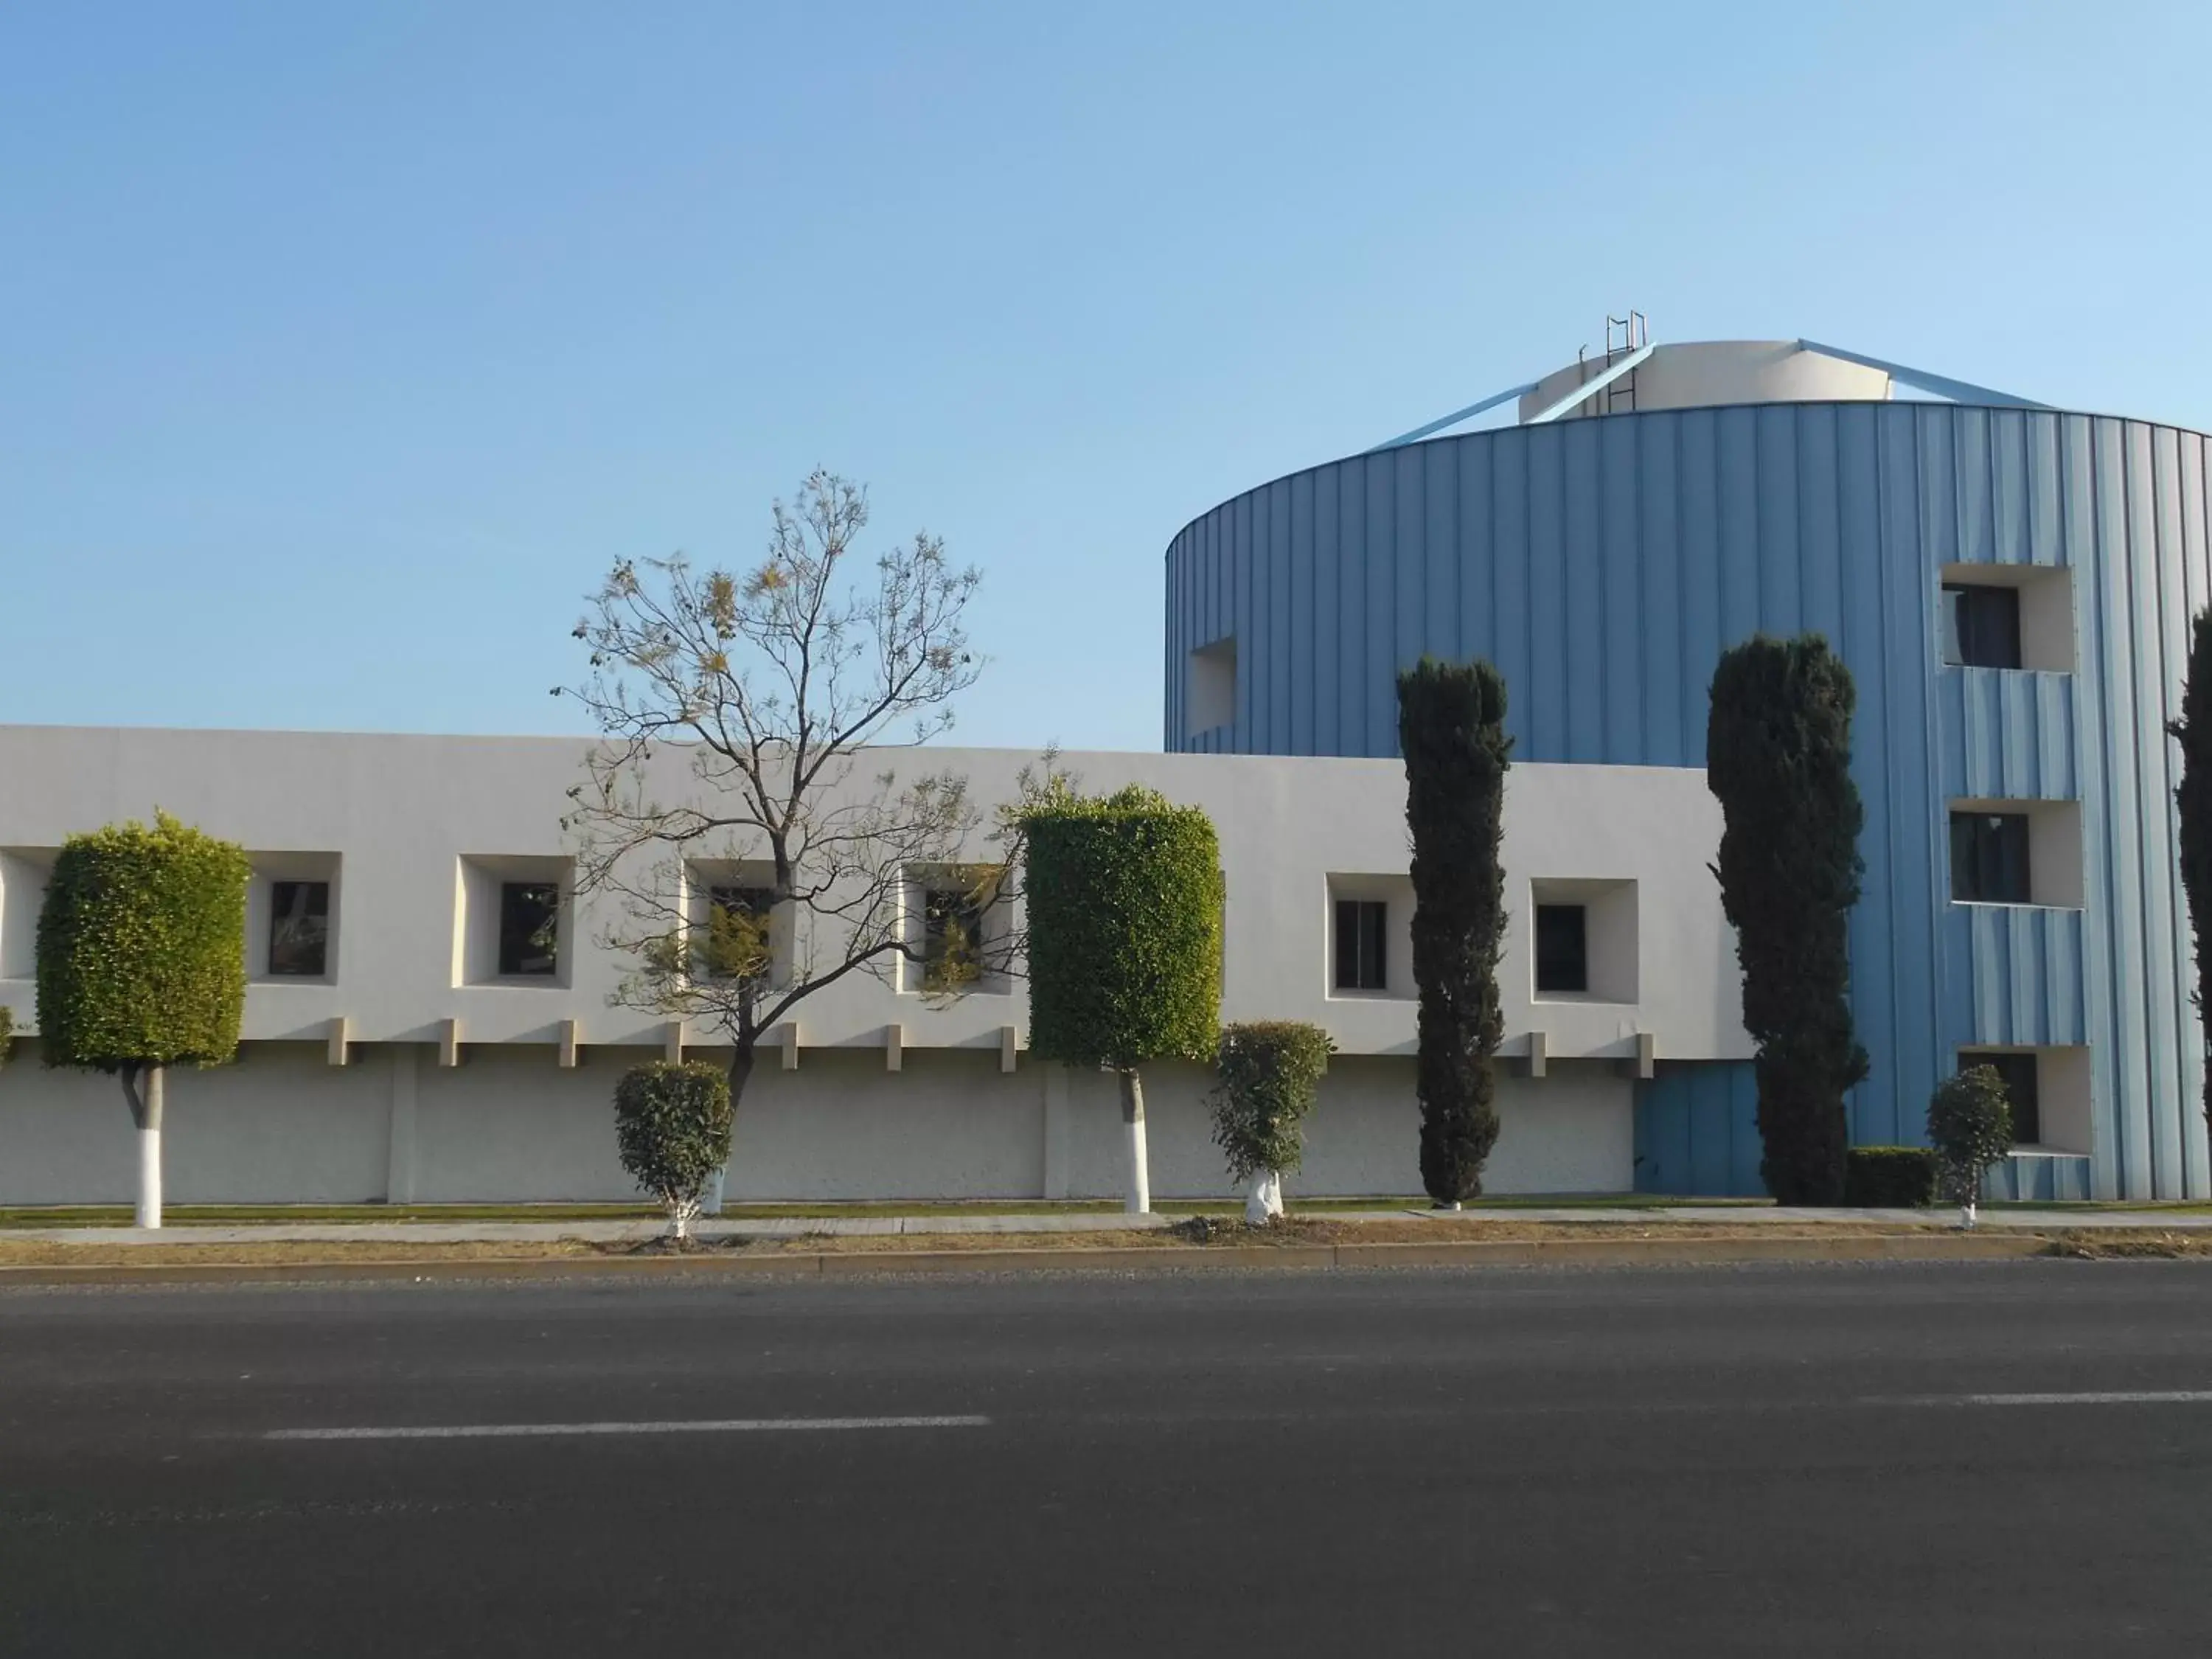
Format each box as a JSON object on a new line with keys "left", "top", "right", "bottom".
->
{"left": 706, "top": 886, "right": 774, "bottom": 985}
{"left": 1966, "top": 1051, "right": 2042, "bottom": 1147}
{"left": 923, "top": 887, "right": 985, "bottom": 983}
{"left": 1950, "top": 813, "right": 2031, "bottom": 904}
{"left": 498, "top": 881, "right": 560, "bottom": 977}
{"left": 1942, "top": 584, "right": 2023, "bottom": 669}
{"left": 1534, "top": 904, "right": 1588, "bottom": 994}
{"left": 267, "top": 880, "right": 330, "bottom": 977}
{"left": 1334, "top": 899, "right": 1388, "bottom": 991}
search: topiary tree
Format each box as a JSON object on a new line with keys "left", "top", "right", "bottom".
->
{"left": 1208, "top": 1020, "right": 1334, "bottom": 1222}
{"left": 1927, "top": 1064, "right": 2014, "bottom": 1228}
{"left": 35, "top": 813, "right": 250, "bottom": 1228}
{"left": 2168, "top": 607, "right": 2212, "bottom": 1142}
{"left": 1707, "top": 633, "right": 1868, "bottom": 1206}
{"left": 1025, "top": 785, "right": 1223, "bottom": 1214}
{"left": 614, "top": 1060, "right": 735, "bottom": 1242}
{"left": 1396, "top": 658, "right": 1512, "bottom": 1209}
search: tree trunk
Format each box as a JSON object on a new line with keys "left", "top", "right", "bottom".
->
{"left": 121, "top": 1062, "right": 166, "bottom": 1231}
{"left": 1245, "top": 1168, "right": 1283, "bottom": 1224}
{"left": 702, "top": 1041, "right": 757, "bottom": 1219}
{"left": 1119, "top": 1066, "right": 1150, "bottom": 1215}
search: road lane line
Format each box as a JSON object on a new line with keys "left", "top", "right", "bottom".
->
{"left": 262, "top": 1414, "right": 990, "bottom": 1441}
{"left": 1877, "top": 1391, "right": 2212, "bottom": 1408}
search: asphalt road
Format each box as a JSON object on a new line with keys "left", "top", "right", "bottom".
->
{"left": 4, "top": 1262, "right": 2212, "bottom": 1657}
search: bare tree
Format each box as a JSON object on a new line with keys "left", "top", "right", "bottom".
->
{"left": 558, "top": 470, "right": 1054, "bottom": 1142}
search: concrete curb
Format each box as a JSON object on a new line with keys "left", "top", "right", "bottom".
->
{"left": 0, "top": 1231, "right": 2057, "bottom": 1287}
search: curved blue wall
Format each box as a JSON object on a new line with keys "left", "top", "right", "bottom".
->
{"left": 1164, "top": 403, "right": 2212, "bottom": 1200}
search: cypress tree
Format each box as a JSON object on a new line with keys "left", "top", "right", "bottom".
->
{"left": 2168, "top": 608, "right": 2212, "bottom": 1140}
{"left": 1707, "top": 634, "right": 1868, "bottom": 1206}
{"left": 1397, "top": 658, "right": 1512, "bottom": 1206}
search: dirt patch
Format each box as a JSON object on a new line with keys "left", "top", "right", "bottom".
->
{"left": 2042, "top": 1229, "right": 2212, "bottom": 1259}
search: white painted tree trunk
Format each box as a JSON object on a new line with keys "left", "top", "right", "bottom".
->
{"left": 1960, "top": 1199, "right": 1978, "bottom": 1230}
{"left": 672, "top": 1201, "right": 693, "bottom": 1242}
{"left": 1119, "top": 1067, "right": 1150, "bottom": 1215}
{"left": 136, "top": 1065, "right": 165, "bottom": 1231}
{"left": 1245, "top": 1169, "right": 1284, "bottom": 1224}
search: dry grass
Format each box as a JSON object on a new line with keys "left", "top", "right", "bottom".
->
{"left": 0, "top": 1212, "right": 1969, "bottom": 1269}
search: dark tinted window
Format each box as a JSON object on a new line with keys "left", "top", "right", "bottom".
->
{"left": 1535, "top": 904, "right": 1587, "bottom": 994}
{"left": 1941, "top": 584, "right": 2023, "bottom": 669}
{"left": 498, "top": 882, "right": 560, "bottom": 976}
{"left": 268, "top": 880, "right": 329, "bottom": 977}
{"left": 1965, "top": 1051, "right": 2040, "bottom": 1146}
{"left": 1334, "top": 899, "right": 1387, "bottom": 990}
{"left": 1950, "top": 813, "right": 2031, "bottom": 904}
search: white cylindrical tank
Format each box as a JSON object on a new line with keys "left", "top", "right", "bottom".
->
{"left": 1517, "top": 340, "right": 1893, "bottom": 422}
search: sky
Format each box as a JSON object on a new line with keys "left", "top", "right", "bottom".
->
{"left": 5, "top": 0, "right": 2210, "bottom": 754}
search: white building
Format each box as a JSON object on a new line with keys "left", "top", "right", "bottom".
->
{"left": 0, "top": 726, "right": 1746, "bottom": 1204}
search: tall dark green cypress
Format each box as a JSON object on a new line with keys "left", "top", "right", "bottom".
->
{"left": 1707, "top": 634, "right": 1868, "bottom": 1206}
{"left": 2168, "top": 608, "right": 2212, "bottom": 1141}
{"left": 1397, "top": 658, "right": 1512, "bottom": 1206}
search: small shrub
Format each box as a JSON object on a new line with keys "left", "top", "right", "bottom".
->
{"left": 1928, "top": 1066, "right": 2014, "bottom": 1207}
{"left": 1843, "top": 1146, "right": 1937, "bottom": 1208}
{"left": 1208, "top": 1021, "right": 1335, "bottom": 1186}
{"left": 613, "top": 1060, "right": 734, "bottom": 1239}
{"left": 0, "top": 1004, "right": 13, "bottom": 1067}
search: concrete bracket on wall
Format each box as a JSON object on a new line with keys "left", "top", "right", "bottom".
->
{"left": 661, "top": 1021, "right": 684, "bottom": 1065}
{"left": 1523, "top": 1030, "right": 1547, "bottom": 1079}
{"left": 999, "top": 1025, "right": 1020, "bottom": 1074}
{"left": 559, "top": 1018, "right": 582, "bottom": 1070}
{"left": 1618, "top": 1030, "right": 1657, "bottom": 1080}
{"left": 326, "top": 1015, "right": 350, "bottom": 1068}
{"left": 884, "top": 1023, "right": 904, "bottom": 1072}
{"left": 439, "top": 1017, "right": 462, "bottom": 1068}
{"left": 779, "top": 1022, "right": 801, "bottom": 1071}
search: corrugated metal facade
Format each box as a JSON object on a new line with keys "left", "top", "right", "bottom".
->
{"left": 1164, "top": 403, "right": 2212, "bottom": 1200}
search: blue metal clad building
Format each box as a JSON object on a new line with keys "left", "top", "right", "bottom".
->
{"left": 1163, "top": 337, "right": 2212, "bottom": 1201}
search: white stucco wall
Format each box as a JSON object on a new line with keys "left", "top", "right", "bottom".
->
{"left": 0, "top": 725, "right": 1733, "bottom": 1204}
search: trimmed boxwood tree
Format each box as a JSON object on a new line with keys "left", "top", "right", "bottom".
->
{"left": 2168, "top": 607, "right": 2212, "bottom": 1141}
{"left": 1927, "top": 1064, "right": 2014, "bottom": 1228}
{"left": 1708, "top": 635, "right": 1868, "bottom": 1206}
{"left": 614, "top": 1060, "right": 735, "bottom": 1241}
{"left": 1025, "top": 785, "right": 1223, "bottom": 1214}
{"left": 1208, "top": 1020, "right": 1334, "bottom": 1222}
{"left": 35, "top": 813, "right": 251, "bottom": 1228}
{"left": 1396, "top": 658, "right": 1512, "bottom": 1208}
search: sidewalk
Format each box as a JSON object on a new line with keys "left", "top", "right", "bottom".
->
{"left": 10, "top": 1203, "right": 2208, "bottom": 1247}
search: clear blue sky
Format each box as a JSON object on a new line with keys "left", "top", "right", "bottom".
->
{"left": 5, "top": 1, "right": 2208, "bottom": 753}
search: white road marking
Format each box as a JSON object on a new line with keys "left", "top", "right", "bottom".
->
{"left": 264, "top": 1414, "right": 990, "bottom": 1441}
{"left": 1879, "top": 1391, "right": 2212, "bottom": 1408}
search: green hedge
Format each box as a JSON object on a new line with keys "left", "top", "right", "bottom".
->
{"left": 36, "top": 812, "right": 250, "bottom": 1072}
{"left": 1208, "top": 1020, "right": 1334, "bottom": 1183}
{"left": 1023, "top": 785, "right": 1222, "bottom": 1070}
{"left": 1843, "top": 1146, "right": 1936, "bottom": 1208}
